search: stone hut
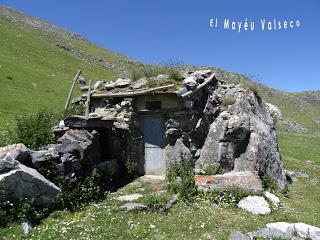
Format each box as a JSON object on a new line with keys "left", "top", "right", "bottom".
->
{"left": 61, "top": 70, "right": 286, "bottom": 189}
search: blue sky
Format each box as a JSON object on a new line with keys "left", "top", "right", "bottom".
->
{"left": 1, "top": 0, "right": 320, "bottom": 92}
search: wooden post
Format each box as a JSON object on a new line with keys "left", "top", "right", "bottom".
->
{"left": 181, "top": 73, "right": 216, "bottom": 98}
{"left": 64, "top": 70, "right": 81, "bottom": 111}
{"left": 85, "top": 80, "right": 92, "bottom": 119}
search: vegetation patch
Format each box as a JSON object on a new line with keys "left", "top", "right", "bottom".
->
{"left": 166, "top": 160, "right": 197, "bottom": 201}
{"left": 15, "top": 109, "right": 58, "bottom": 150}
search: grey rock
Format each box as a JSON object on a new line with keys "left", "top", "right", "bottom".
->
{"left": 183, "top": 76, "right": 198, "bottom": 90}
{"left": 93, "top": 80, "right": 105, "bottom": 90}
{"left": 166, "top": 128, "right": 180, "bottom": 137}
{"left": 0, "top": 164, "right": 60, "bottom": 207}
{"left": 264, "top": 191, "right": 280, "bottom": 206}
{"left": 229, "top": 231, "right": 251, "bottom": 240}
{"left": 248, "top": 222, "right": 320, "bottom": 240}
{"left": 286, "top": 170, "right": 309, "bottom": 182}
{"left": 175, "top": 87, "right": 188, "bottom": 96}
{"left": 184, "top": 100, "right": 194, "bottom": 109}
{"left": 249, "top": 227, "right": 291, "bottom": 239}
{"left": 165, "top": 119, "right": 180, "bottom": 129}
{"left": 113, "top": 121, "right": 129, "bottom": 130}
{"left": 119, "top": 202, "right": 147, "bottom": 211}
{"left": 115, "top": 78, "right": 131, "bottom": 88}
{"left": 54, "top": 129, "right": 101, "bottom": 176}
{"left": 238, "top": 196, "right": 271, "bottom": 215}
{"left": 165, "top": 138, "right": 192, "bottom": 165}
{"left": 0, "top": 155, "right": 20, "bottom": 174}
{"left": 130, "top": 78, "right": 148, "bottom": 89}
{"left": 21, "top": 221, "right": 32, "bottom": 235}
{"left": 0, "top": 143, "right": 31, "bottom": 166}
{"left": 115, "top": 193, "right": 143, "bottom": 202}
{"left": 158, "top": 194, "right": 178, "bottom": 213}
{"left": 96, "top": 159, "right": 119, "bottom": 176}
{"left": 105, "top": 81, "right": 115, "bottom": 90}
{"left": 156, "top": 74, "right": 169, "bottom": 79}
{"left": 197, "top": 85, "right": 286, "bottom": 189}
{"left": 31, "top": 149, "right": 59, "bottom": 168}
{"left": 195, "top": 171, "right": 263, "bottom": 193}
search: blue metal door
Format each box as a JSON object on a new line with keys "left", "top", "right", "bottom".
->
{"left": 142, "top": 116, "right": 165, "bottom": 175}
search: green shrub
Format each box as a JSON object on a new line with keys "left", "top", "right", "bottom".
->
{"left": 140, "top": 194, "right": 168, "bottom": 211}
{"left": 197, "top": 163, "right": 222, "bottom": 175}
{"left": 222, "top": 95, "right": 236, "bottom": 106}
{"left": 0, "top": 127, "right": 17, "bottom": 147}
{"left": 125, "top": 158, "right": 138, "bottom": 177}
{"left": 261, "top": 174, "right": 278, "bottom": 192}
{"left": 168, "top": 69, "right": 182, "bottom": 81}
{"left": 197, "top": 189, "right": 251, "bottom": 205}
{"left": 64, "top": 104, "right": 85, "bottom": 117}
{"left": 166, "top": 160, "right": 197, "bottom": 201}
{"left": 247, "top": 84, "right": 262, "bottom": 103}
{"left": 0, "top": 199, "right": 48, "bottom": 227}
{"left": 15, "top": 109, "right": 58, "bottom": 150}
{"left": 55, "top": 169, "right": 107, "bottom": 211}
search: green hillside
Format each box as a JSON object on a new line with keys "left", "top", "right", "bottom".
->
{"left": 0, "top": 6, "right": 140, "bottom": 130}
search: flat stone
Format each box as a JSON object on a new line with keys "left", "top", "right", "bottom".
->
{"left": 238, "top": 196, "right": 271, "bottom": 215}
{"left": 105, "top": 81, "right": 115, "bottom": 90}
{"left": 115, "top": 78, "right": 131, "bottom": 87}
{"left": 195, "top": 171, "right": 263, "bottom": 193}
{"left": 264, "top": 191, "right": 280, "bottom": 206}
{"left": 119, "top": 202, "right": 147, "bottom": 211}
{"left": 130, "top": 78, "right": 148, "bottom": 89}
{"left": 156, "top": 74, "right": 169, "bottom": 79}
{"left": 115, "top": 193, "right": 143, "bottom": 202}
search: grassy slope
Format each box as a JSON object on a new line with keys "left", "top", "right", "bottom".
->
{"left": 0, "top": 6, "right": 140, "bottom": 130}
{"left": 0, "top": 5, "right": 319, "bottom": 240}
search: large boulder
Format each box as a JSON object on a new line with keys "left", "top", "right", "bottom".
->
{"left": 55, "top": 129, "right": 101, "bottom": 168}
{"left": 0, "top": 157, "right": 60, "bottom": 207}
{"left": 165, "top": 138, "right": 192, "bottom": 165}
{"left": 196, "top": 84, "right": 286, "bottom": 189}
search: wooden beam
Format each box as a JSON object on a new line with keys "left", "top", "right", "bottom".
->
{"left": 85, "top": 84, "right": 175, "bottom": 99}
{"left": 85, "top": 80, "right": 92, "bottom": 119}
{"left": 181, "top": 73, "right": 216, "bottom": 98}
{"left": 64, "top": 70, "right": 81, "bottom": 111}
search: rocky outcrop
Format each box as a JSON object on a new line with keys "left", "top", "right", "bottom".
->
{"left": 154, "top": 70, "right": 286, "bottom": 189}
{"left": 31, "top": 129, "right": 105, "bottom": 181}
{"left": 190, "top": 81, "right": 286, "bottom": 189}
{"left": 0, "top": 155, "right": 60, "bottom": 207}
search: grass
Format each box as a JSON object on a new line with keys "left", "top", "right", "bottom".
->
{"left": 0, "top": 132, "right": 319, "bottom": 239}
{"left": 0, "top": 14, "right": 118, "bottom": 131}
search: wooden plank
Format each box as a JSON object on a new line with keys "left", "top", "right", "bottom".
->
{"left": 85, "top": 84, "right": 175, "bottom": 99}
{"left": 181, "top": 73, "right": 216, "bottom": 98}
{"left": 85, "top": 80, "right": 92, "bottom": 119}
{"left": 64, "top": 70, "right": 81, "bottom": 111}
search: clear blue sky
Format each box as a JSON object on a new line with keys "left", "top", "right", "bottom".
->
{"left": 1, "top": 0, "right": 320, "bottom": 92}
